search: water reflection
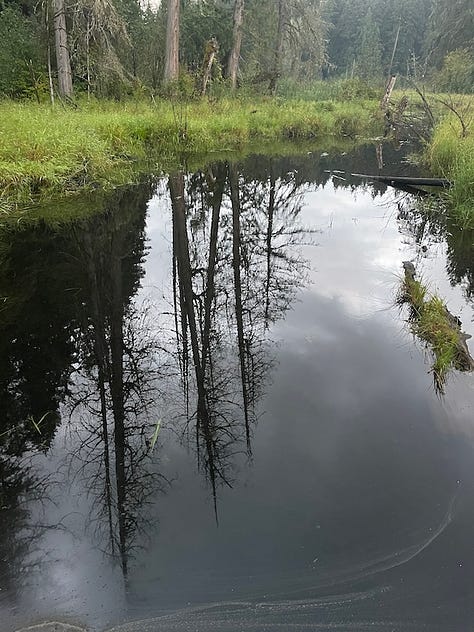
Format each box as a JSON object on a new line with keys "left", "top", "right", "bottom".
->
{"left": 169, "top": 160, "right": 311, "bottom": 514}
{"left": 398, "top": 196, "right": 474, "bottom": 299}
{"left": 396, "top": 193, "right": 474, "bottom": 391}
{"left": 65, "top": 187, "right": 168, "bottom": 577}
{"left": 0, "top": 146, "right": 473, "bottom": 630}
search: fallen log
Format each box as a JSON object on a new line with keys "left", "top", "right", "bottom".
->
{"left": 351, "top": 174, "right": 452, "bottom": 188}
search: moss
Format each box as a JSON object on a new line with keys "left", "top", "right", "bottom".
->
{"left": 398, "top": 274, "right": 474, "bottom": 392}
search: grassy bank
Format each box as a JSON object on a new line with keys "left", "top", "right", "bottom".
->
{"left": 426, "top": 113, "right": 474, "bottom": 228}
{"left": 0, "top": 97, "right": 381, "bottom": 207}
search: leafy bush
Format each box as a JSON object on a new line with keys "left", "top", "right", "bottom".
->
{"left": 0, "top": 6, "right": 42, "bottom": 98}
{"left": 435, "top": 49, "right": 474, "bottom": 94}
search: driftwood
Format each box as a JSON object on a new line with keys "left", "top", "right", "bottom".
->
{"left": 352, "top": 174, "right": 452, "bottom": 188}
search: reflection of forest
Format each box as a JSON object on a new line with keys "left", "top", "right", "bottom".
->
{"left": 397, "top": 199, "right": 474, "bottom": 300}
{"left": 0, "top": 156, "right": 313, "bottom": 588}
{"left": 0, "top": 183, "right": 159, "bottom": 583}
{"left": 170, "top": 160, "right": 310, "bottom": 513}
{"left": 1, "top": 148, "right": 471, "bottom": 597}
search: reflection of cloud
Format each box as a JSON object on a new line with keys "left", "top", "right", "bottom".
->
{"left": 300, "top": 187, "right": 406, "bottom": 319}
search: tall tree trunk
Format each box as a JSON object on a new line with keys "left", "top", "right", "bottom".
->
{"left": 227, "top": 0, "right": 244, "bottom": 90}
{"left": 269, "top": 0, "right": 286, "bottom": 96}
{"left": 52, "top": 0, "right": 73, "bottom": 99}
{"left": 164, "top": 0, "right": 180, "bottom": 83}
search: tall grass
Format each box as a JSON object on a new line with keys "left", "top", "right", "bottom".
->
{"left": 0, "top": 97, "right": 381, "bottom": 205}
{"left": 426, "top": 111, "right": 474, "bottom": 227}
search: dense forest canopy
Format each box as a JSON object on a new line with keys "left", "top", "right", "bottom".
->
{"left": 0, "top": 0, "right": 473, "bottom": 98}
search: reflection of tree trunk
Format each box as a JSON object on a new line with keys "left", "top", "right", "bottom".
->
{"left": 227, "top": 0, "right": 245, "bottom": 90}
{"left": 109, "top": 251, "right": 128, "bottom": 577}
{"left": 83, "top": 232, "right": 115, "bottom": 555}
{"left": 201, "top": 168, "right": 225, "bottom": 374}
{"left": 173, "top": 206, "right": 189, "bottom": 415}
{"left": 228, "top": 163, "right": 251, "bottom": 452}
{"left": 265, "top": 169, "right": 276, "bottom": 326}
{"left": 169, "top": 173, "right": 219, "bottom": 515}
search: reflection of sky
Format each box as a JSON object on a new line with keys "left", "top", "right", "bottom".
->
{"left": 126, "top": 291, "right": 472, "bottom": 630}
{"left": 3, "top": 167, "right": 474, "bottom": 632}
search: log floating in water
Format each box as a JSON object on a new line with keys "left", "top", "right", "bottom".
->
{"left": 351, "top": 174, "right": 452, "bottom": 188}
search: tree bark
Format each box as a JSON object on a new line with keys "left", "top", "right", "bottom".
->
{"left": 269, "top": 0, "right": 286, "bottom": 95}
{"left": 52, "top": 0, "right": 73, "bottom": 99}
{"left": 227, "top": 0, "right": 245, "bottom": 90}
{"left": 201, "top": 38, "right": 219, "bottom": 96}
{"left": 164, "top": 0, "right": 180, "bottom": 83}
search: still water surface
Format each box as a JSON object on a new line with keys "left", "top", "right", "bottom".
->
{"left": 0, "top": 144, "right": 473, "bottom": 632}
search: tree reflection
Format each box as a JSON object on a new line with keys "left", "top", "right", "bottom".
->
{"left": 66, "top": 186, "right": 169, "bottom": 577}
{"left": 169, "top": 159, "right": 313, "bottom": 516}
{"left": 397, "top": 197, "right": 474, "bottom": 300}
{"left": 0, "top": 183, "right": 168, "bottom": 586}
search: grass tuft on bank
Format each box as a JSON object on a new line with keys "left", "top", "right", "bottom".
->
{"left": 426, "top": 112, "right": 474, "bottom": 228}
{"left": 397, "top": 267, "right": 474, "bottom": 392}
{"left": 0, "top": 97, "right": 380, "bottom": 206}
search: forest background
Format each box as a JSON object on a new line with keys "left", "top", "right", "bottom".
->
{"left": 1, "top": 0, "right": 473, "bottom": 101}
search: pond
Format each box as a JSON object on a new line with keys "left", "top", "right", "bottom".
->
{"left": 0, "top": 142, "right": 473, "bottom": 632}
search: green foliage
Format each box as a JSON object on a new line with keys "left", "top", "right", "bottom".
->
{"left": 323, "top": 0, "right": 434, "bottom": 79}
{"left": 180, "top": 0, "right": 232, "bottom": 72}
{"left": 0, "top": 6, "right": 42, "bottom": 98}
{"left": 435, "top": 50, "right": 474, "bottom": 94}
{"left": 356, "top": 8, "right": 383, "bottom": 81}
{"left": 426, "top": 0, "right": 474, "bottom": 67}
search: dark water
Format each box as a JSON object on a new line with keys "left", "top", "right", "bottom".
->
{"left": 0, "top": 143, "right": 473, "bottom": 632}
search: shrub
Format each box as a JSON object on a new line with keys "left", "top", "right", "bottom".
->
{"left": 435, "top": 49, "right": 474, "bottom": 94}
{"left": 0, "top": 6, "right": 42, "bottom": 98}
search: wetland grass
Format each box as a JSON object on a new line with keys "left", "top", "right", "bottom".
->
{"left": 426, "top": 111, "right": 474, "bottom": 228}
{"left": 0, "top": 97, "right": 381, "bottom": 208}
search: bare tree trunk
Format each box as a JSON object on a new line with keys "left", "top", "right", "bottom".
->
{"left": 86, "top": 12, "right": 91, "bottom": 99}
{"left": 201, "top": 38, "right": 219, "bottom": 96}
{"left": 269, "top": 0, "right": 286, "bottom": 95}
{"left": 381, "top": 75, "right": 397, "bottom": 110}
{"left": 52, "top": 0, "right": 73, "bottom": 99}
{"left": 45, "top": 1, "right": 55, "bottom": 105}
{"left": 227, "top": 0, "right": 244, "bottom": 90}
{"left": 387, "top": 18, "right": 401, "bottom": 79}
{"left": 164, "top": 0, "right": 180, "bottom": 83}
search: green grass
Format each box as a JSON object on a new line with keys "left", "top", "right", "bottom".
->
{"left": 397, "top": 273, "right": 474, "bottom": 392}
{"left": 0, "top": 97, "right": 382, "bottom": 208}
{"left": 426, "top": 107, "right": 474, "bottom": 227}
